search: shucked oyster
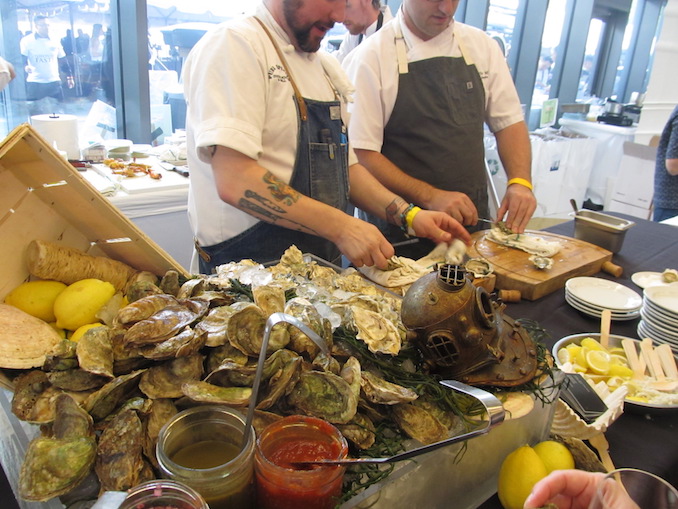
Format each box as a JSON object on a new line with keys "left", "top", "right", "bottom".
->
{"left": 349, "top": 306, "right": 401, "bottom": 356}
{"left": 392, "top": 403, "right": 449, "bottom": 445}
{"left": 529, "top": 254, "right": 554, "bottom": 270}
{"left": 287, "top": 370, "right": 358, "bottom": 424}
{"left": 464, "top": 258, "right": 494, "bottom": 278}
{"left": 19, "top": 394, "right": 96, "bottom": 501}
{"left": 360, "top": 371, "right": 418, "bottom": 405}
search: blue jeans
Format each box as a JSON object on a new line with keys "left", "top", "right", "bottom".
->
{"left": 653, "top": 207, "right": 678, "bottom": 222}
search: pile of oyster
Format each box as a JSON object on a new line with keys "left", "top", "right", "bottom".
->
{"left": 10, "top": 246, "right": 468, "bottom": 503}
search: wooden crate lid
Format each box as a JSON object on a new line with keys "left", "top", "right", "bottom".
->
{"left": 0, "top": 124, "right": 190, "bottom": 298}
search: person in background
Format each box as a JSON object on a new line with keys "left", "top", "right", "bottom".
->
{"left": 343, "top": 0, "right": 535, "bottom": 258}
{"left": 0, "top": 56, "right": 16, "bottom": 91}
{"left": 334, "top": 0, "right": 393, "bottom": 64}
{"left": 20, "top": 15, "right": 73, "bottom": 112}
{"left": 182, "top": 0, "right": 471, "bottom": 275}
{"left": 535, "top": 55, "right": 553, "bottom": 93}
{"left": 524, "top": 469, "right": 642, "bottom": 509}
{"left": 653, "top": 105, "right": 678, "bottom": 222}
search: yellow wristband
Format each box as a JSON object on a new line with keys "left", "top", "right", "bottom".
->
{"left": 507, "top": 177, "right": 533, "bottom": 191}
{"left": 405, "top": 206, "right": 422, "bottom": 230}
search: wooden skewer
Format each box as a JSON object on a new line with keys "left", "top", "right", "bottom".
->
{"left": 640, "top": 338, "right": 658, "bottom": 378}
{"left": 621, "top": 338, "right": 645, "bottom": 380}
{"left": 656, "top": 344, "right": 678, "bottom": 379}
{"left": 599, "top": 309, "right": 611, "bottom": 349}
{"left": 589, "top": 433, "right": 616, "bottom": 473}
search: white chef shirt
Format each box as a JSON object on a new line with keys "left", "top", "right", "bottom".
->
{"left": 343, "top": 10, "right": 524, "bottom": 153}
{"left": 183, "top": 3, "right": 357, "bottom": 253}
{"left": 335, "top": 5, "right": 394, "bottom": 64}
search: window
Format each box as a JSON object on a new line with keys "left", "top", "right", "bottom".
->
{"left": 486, "top": 0, "right": 519, "bottom": 59}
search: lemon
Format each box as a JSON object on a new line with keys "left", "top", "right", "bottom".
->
{"left": 497, "top": 445, "right": 549, "bottom": 509}
{"left": 576, "top": 347, "right": 590, "bottom": 369}
{"left": 54, "top": 279, "right": 116, "bottom": 331}
{"left": 566, "top": 343, "right": 582, "bottom": 359}
{"left": 533, "top": 440, "right": 575, "bottom": 473}
{"left": 581, "top": 337, "right": 607, "bottom": 352}
{"left": 608, "top": 347, "right": 627, "bottom": 357}
{"left": 586, "top": 350, "right": 612, "bottom": 375}
{"left": 608, "top": 364, "right": 633, "bottom": 378}
{"left": 557, "top": 348, "right": 571, "bottom": 364}
{"left": 48, "top": 322, "right": 68, "bottom": 339}
{"left": 4, "top": 280, "right": 67, "bottom": 322}
{"left": 70, "top": 323, "right": 105, "bottom": 343}
{"left": 610, "top": 354, "right": 629, "bottom": 366}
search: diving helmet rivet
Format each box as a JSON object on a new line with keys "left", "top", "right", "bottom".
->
{"left": 426, "top": 292, "right": 438, "bottom": 305}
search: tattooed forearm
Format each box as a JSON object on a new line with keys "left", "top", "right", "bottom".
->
{"left": 385, "top": 197, "right": 409, "bottom": 226}
{"left": 238, "top": 198, "right": 320, "bottom": 236}
{"left": 244, "top": 190, "right": 285, "bottom": 214}
{"left": 263, "top": 171, "right": 301, "bottom": 206}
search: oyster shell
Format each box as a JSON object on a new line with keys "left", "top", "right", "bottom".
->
{"left": 138, "top": 354, "right": 204, "bottom": 399}
{"left": 360, "top": 371, "right": 418, "bottom": 405}
{"left": 350, "top": 306, "right": 401, "bottom": 356}
{"left": 226, "top": 302, "right": 267, "bottom": 356}
{"left": 95, "top": 409, "right": 146, "bottom": 491}
{"left": 253, "top": 284, "right": 286, "bottom": 316}
{"left": 256, "top": 349, "right": 302, "bottom": 410}
{"left": 76, "top": 325, "right": 114, "bottom": 378}
{"left": 123, "top": 299, "right": 209, "bottom": 347}
{"left": 125, "top": 281, "right": 163, "bottom": 304}
{"left": 205, "top": 343, "right": 249, "bottom": 372}
{"left": 284, "top": 297, "right": 330, "bottom": 357}
{"left": 137, "top": 327, "right": 207, "bottom": 360}
{"left": 115, "top": 293, "right": 178, "bottom": 326}
{"left": 18, "top": 394, "right": 96, "bottom": 501}
{"left": 181, "top": 380, "right": 252, "bottom": 406}
{"left": 43, "top": 339, "right": 79, "bottom": 372}
{"left": 391, "top": 403, "right": 449, "bottom": 445}
{"left": 464, "top": 258, "right": 494, "bottom": 278}
{"left": 142, "top": 398, "right": 178, "bottom": 468}
{"left": 195, "top": 305, "right": 236, "bottom": 347}
{"left": 82, "top": 370, "right": 145, "bottom": 422}
{"left": 11, "top": 370, "right": 62, "bottom": 424}
{"left": 336, "top": 412, "right": 376, "bottom": 450}
{"left": 287, "top": 370, "right": 358, "bottom": 424}
{"left": 159, "top": 270, "right": 181, "bottom": 297}
{"left": 528, "top": 254, "right": 554, "bottom": 270}
{"left": 47, "top": 369, "right": 109, "bottom": 392}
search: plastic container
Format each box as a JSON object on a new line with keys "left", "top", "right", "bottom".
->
{"left": 254, "top": 415, "right": 348, "bottom": 509}
{"left": 574, "top": 210, "right": 634, "bottom": 253}
{"left": 156, "top": 405, "right": 256, "bottom": 509}
{"left": 119, "top": 479, "right": 208, "bottom": 509}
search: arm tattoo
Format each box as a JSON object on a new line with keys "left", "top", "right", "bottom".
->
{"left": 263, "top": 171, "right": 300, "bottom": 206}
{"left": 238, "top": 198, "right": 320, "bottom": 235}
{"left": 385, "top": 197, "right": 409, "bottom": 226}
{"left": 244, "top": 190, "right": 285, "bottom": 214}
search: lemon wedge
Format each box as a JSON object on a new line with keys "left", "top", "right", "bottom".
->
{"left": 586, "top": 350, "right": 612, "bottom": 375}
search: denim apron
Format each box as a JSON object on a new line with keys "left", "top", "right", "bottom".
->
{"left": 367, "top": 23, "right": 487, "bottom": 259}
{"left": 197, "top": 18, "right": 350, "bottom": 274}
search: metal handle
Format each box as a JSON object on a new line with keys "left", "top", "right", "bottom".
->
{"left": 294, "top": 380, "right": 505, "bottom": 466}
{"left": 242, "top": 312, "right": 330, "bottom": 448}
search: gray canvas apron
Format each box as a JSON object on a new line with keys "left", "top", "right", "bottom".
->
{"left": 367, "top": 23, "right": 487, "bottom": 259}
{"left": 197, "top": 18, "right": 350, "bottom": 274}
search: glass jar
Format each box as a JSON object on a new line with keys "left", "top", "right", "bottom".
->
{"left": 156, "top": 405, "right": 255, "bottom": 509}
{"left": 254, "top": 415, "right": 348, "bottom": 509}
{"left": 119, "top": 479, "right": 208, "bottom": 509}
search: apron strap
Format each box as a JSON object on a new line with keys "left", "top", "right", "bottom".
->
{"left": 394, "top": 22, "right": 409, "bottom": 75}
{"left": 254, "top": 16, "right": 308, "bottom": 121}
{"left": 454, "top": 25, "right": 474, "bottom": 67}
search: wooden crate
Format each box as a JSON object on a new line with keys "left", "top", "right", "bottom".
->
{"left": 0, "top": 123, "right": 190, "bottom": 300}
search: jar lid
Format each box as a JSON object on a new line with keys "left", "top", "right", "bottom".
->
{"left": 118, "top": 479, "right": 208, "bottom": 509}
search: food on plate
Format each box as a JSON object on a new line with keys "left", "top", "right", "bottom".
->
{"left": 662, "top": 268, "right": 678, "bottom": 283}
{"left": 0, "top": 304, "right": 63, "bottom": 369}
{"left": 26, "top": 240, "right": 140, "bottom": 292}
{"left": 103, "top": 158, "right": 162, "bottom": 180}
{"left": 557, "top": 337, "right": 678, "bottom": 406}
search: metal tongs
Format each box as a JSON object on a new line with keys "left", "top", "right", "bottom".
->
{"left": 293, "top": 380, "right": 505, "bottom": 467}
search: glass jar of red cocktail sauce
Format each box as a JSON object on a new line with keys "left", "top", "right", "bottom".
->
{"left": 254, "top": 415, "right": 349, "bottom": 509}
{"left": 119, "top": 479, "right": 208, "bottom": 509}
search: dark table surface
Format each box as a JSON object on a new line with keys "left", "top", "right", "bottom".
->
{"left": 2, "top": 213, "right": 677, "bottom": 509}
{"left": 479, "top": 213, "right": 678, "bottom": 508}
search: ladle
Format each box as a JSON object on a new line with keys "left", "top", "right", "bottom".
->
{"left": 291, "top": 380, "right": 505, "bottom": 466}
{"left": 242, "top": 312, "right": 330, "bottom": 449}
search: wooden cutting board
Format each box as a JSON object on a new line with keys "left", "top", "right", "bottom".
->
{"left": 467, "top": 230, "right": 613, "bottom": 301}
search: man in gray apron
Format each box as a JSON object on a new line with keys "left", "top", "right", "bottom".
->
{"left": 183, "top": 0, "right": 471, "bottom": 274}
{"left": 343, "top": 0, "right": 536, "bottom": 259}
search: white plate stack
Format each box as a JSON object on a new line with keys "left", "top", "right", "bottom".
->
{"left": 565, "top": 276, "right": 642, "bottom": 321}
{"left": 639, "top": 283, "right": 678, "bottom": 354}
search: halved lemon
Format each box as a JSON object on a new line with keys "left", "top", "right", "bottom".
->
{"left": 586, "top": 350, "right": 612, "bottom": 375}
{"left": 581, "top": 337, "right": 607, "bottom": 352}
{"left": 608, "top": 364, "right": 633, "bottom": 378}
